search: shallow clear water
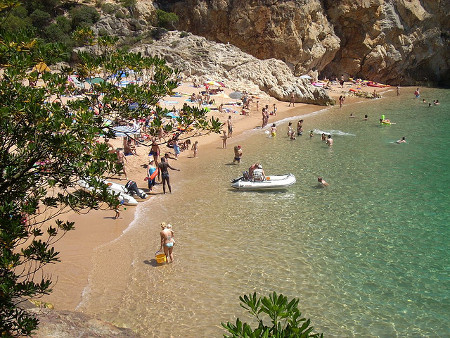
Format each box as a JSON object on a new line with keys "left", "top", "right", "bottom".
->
{"left": 79, "top": 88, "right": 449, "bottom": 337}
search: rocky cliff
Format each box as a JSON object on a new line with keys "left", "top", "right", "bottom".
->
{"left": 159, "top": 0, "right": 449, "bottom": 86}
{"left": 131, "top": 31, "right": 334, "bottom": 105}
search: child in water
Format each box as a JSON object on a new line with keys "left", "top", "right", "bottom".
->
{"left": 270, "top": 123, "right": 277, "bottom": 137}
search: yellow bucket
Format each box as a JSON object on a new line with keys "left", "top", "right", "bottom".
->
{"left": 155, "top": 252, "right": 166, "bottom": 264}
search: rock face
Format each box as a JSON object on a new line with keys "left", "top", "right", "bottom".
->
{"left": 30, "top": 308, "right": 140, "bottom": 337}
{"left": 161, "top": 0, "right": 449, "bottom": 85}
{"left": 133, "top": 31, "right": 334, "bottom": 105}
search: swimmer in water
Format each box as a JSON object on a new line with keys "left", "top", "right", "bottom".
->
{"left": 318, "top": 177, "right": 329, "bottom": 187}
{"left": 396, "top": 136, "right": 406, "bottom": 144}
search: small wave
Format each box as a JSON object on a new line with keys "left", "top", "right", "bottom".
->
{"left": 313, "top": 129, "right": 356, "bottom": 136}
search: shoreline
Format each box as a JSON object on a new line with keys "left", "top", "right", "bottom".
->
{"left": 40, "top": 81, "right": 393, "bottom": 311}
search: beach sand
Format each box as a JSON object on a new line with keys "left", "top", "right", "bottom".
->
{"left": 40, "top": 80, "right": 390, "bottom": 311}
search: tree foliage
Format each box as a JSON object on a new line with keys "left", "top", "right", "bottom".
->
{"left": 222, "top": 292, "right": 323, "bottom": 338}
{"left": 156, "top": 9, "right": 178, "bottom": 30}
{"left": 0, "top": 17, "right": 221, "bottom": 336}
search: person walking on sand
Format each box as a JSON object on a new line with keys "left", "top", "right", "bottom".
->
{"left": 289, "top": 91, "right": 295, "bottom": 107}
{"left": 233, "top": 145, "right": 243, "bottom": 164}
{"left": 116, "top": 148, "right": 127, "bottom": 179}
{"left": 160, "top": 222, "right": 175, "bottom": 263}
{"left": 222, "top": 130, "right": 228, "bottom": 149}
{"left": 227, "top": 115, "right": 233, "bottom": 138}
{"left": 192, "top": 140, "right": 199, "bottom": 157}
{"left": 158, "top": 157, "right": 180, "bottom": 194}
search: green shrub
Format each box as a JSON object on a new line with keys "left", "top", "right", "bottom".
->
{"left": 30, "top": 9, "right": 51, "bottom": 27}
{"left": 56, "top": 15, "right": 71, "bottom": 33}
{"left": 70, "top": 5, "right": 100, "bottom": 29}
{"left": 1, "top": 15, "right": 33, "bottom": 32}
{"left": 101, "top": 3, "right": 118, "bottom": 15}
{"left": 98, "top": 28, "right": 109, "bottom": 36}
{"left": 115, "top": 11, "right": 127, "bottom": 19}
{"left": 156, "top": 9, "right": 178, "bottom": 30}
{"left": 44, "top": 24, "right": 73, "bottom": 46}
{"left": 222, "top": 292, "right": 323, "bottom": 338}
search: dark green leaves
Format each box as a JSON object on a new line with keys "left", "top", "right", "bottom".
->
{"left": 222, "top": 292, "right": 323, "bottom": 338}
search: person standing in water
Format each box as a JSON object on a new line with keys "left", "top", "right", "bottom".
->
{"left": 158, "top": 157, "right": 180, "bottom": 194}
{"left": 270, "top": 123, "right": 277, "bottom": 137}
{"left": 233, "top": 145, "right": 243, "bottom": 164}
{"left": 326, "top": 134, "right": 333, "bottom": 146}
{"left": 160, "top": 222, "right": 175, "bottom": 263}
{"left": 297, "top": 120, "right": 304, "bottom": 136}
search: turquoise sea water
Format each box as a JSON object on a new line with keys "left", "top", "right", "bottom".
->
{"left": 79, "top": 88, "right": 449, "bottom": 337}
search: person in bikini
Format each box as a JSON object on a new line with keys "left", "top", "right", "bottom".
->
{"left": 160, "top": 222, "right": 175, "bottom": 263}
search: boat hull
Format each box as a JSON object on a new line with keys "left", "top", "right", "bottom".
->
{"left": 77, "top": 179, "right": 139, "bottom": 206}
{"left": 231, "top": 174, "right": 296, "bottom": 190}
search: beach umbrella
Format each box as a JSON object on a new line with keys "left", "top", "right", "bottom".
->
{"left": 229, "top": 91, "right": 243, "bottom": 100}
{"left": 205, "top": 80, "right": 224, "bottom": 87}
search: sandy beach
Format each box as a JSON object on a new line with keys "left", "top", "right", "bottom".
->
{"left": 40, "top": 80, "right": 391, "bottom": 311}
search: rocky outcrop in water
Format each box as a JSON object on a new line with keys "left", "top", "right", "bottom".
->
{"left": 132, "top": 31, "right": 334, "bottom": 105}
{"left": 161, "top": 0, "right": 449, "bottom": 85}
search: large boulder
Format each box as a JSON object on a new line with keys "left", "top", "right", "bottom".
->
{"left": 133, "top": 31, "right": 334, "bottom": 105}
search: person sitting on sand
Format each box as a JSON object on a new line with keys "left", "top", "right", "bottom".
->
{"left": 318, "top": 177, "right": 329, "bottom": 187}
